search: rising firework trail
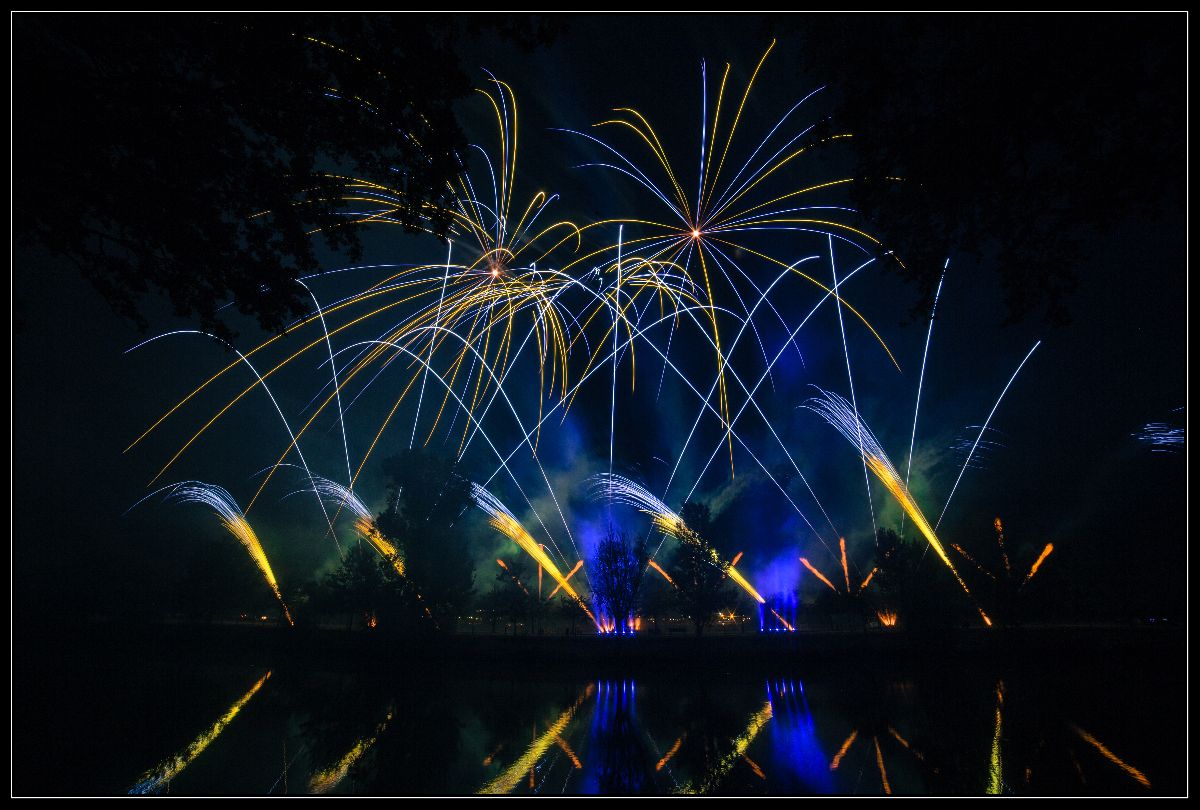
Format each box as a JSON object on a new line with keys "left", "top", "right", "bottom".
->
{"left": 902, "top": 261, "right": 947, "bottom": 538}
{"left": 936, "top": 342, "right": 1041, "bottom": 529}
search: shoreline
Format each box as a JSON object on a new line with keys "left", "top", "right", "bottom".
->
{"left": 17, "top": 620, "right": 1185, "bottom": 675}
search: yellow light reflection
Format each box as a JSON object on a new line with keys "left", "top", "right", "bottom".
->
{"left": 830, "top": 729, "right": 858, "bottom": 770}
{"left": 987, "top": 681, "right": 1004, "bottom": 794}
{"left": 656, "top": 734, "right": 685, "bottom": 771}
{"left": 677, "top": 701, "right": 773, "bottom": 794}
{"left": 874, "top": 736, "right": 892, "bottom": 795}
{"left": 309, "top": 709, "right": 394, "bottom": 794}
{"left": 477, "top": 684, "right": 595, "bottom": 794}
{"left": 1072, "top": 725, "right": 1151, "bottom": 788}
{"left": 129, "top": 671, "right": 271, "bottom": 794}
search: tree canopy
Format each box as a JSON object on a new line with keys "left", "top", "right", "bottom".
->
{"left": 14, "top": 15, "right": 555, "bottom": 339}
{"left": 788, "top": 14, "right": 1184, "bottom": 325}
{"left": 375, "top": 447, "right": 476, "bottom": 625}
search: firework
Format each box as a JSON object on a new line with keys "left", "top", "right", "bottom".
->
{"left": 948, "top": 517, "right": 1055, "bottom": 608}
{"left": 589, "top": 473, "right": 765, "bottom": 604}
{"left": 157, "top": 482, "right": 292, "bottom": 625}
{"left": 647, "top": 558, "right": 677, "bottom": 588}
{"left": 472, "top": 483, "right": 595, "bottom": 624}
{"left": 656, "top": 735, "right": 686, "bottom": 771}
{"left": 1132, "top": 409, "right": 1185, "bottom": 454}
{"left": 803, "top": 389, "right": 991, "bottom": 625}
{"left": 1022, "top": 543, "right": 1054, "bottom": 587}
{"left": 546, "top": 559, "right": 584, "bottom": 599}
{"left": 799, "top": 537, "right": 877, "bottom": 600}
{"left": 304, "top": 475, "right": 404, "bottom": 575}
{"left": 874, "top": 736, "right": 892, "bottom": 795}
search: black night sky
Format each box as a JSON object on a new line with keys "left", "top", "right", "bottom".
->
{"left": 14, "top": 13, "right": 1186, "bottom": 623}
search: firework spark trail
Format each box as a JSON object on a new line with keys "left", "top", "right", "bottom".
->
{"left": 299, "top": 281, "right": 354, "bottom": 488}
{"left": 800, "top": 557, "right": 840, "bottom": 594}
{"left": 829, "top": 235, "right": 878, "bottom": 546}
{"left": 547, "top": 560, "right": 584, "bottom": 598}
{"left": 950, "top": 543, "right": 997, "bottom": 581}
{"left": 804, "top": 389, "right": 991, "bottom": 625}
{"left": 471, "top": 483, "right": 596, "bottom": 625}
{"left": 647, "top": 558, "right": 677, "bottom": 588}
{"left": 135, "top": 482, "right": 293, "bottom": 624}
{"left": 309, "top": 708, "right": 393, "bottom": 794}
{"left": 478, "top": 684, "right": 595, "bottom": 794}
{"left": 126, "top": 331, "right": 341, "bottom": 553}
{"left": 681, "top": 258, "right": 879, "bottom": 561}
{"left": 325, "top": 335, "right": 579, "bottom": 569}
{"left": 936, "top": 341, "right": 1041, "bottom": 530}
{"left": 129, "top": 671, "right": 272, "bottom": 794}
{"left": 993, "top": 517, "right": 1013, "bottom": 574}
{"left": 839, "top": 537, "right": 851, "bottom": 592}
{"left": 496, "top": 559, "right": 531, "bottom": 596}
{"left": 410, "top": 240, "right": 454, "bottom": 450}
{"left": 1021, "top": 543, "right": 1054, "bottom": 587}
{"left": 588, "top": 473, "right": 765, "bottom": 604}
{"left": 300, "top": 475, "right": 405, "bottom": 575}
{"left": 859, "top": 567, "right": 877, "bottom": 591}
{"left": 769, "top": 608, "right": 795, "bottom": 632}
{"left": 656, "top": 734, "right": 686, "bottom": 771}
{"left": 473, "top": 296, "right": 823, "bottom": 566}
{"left": 902, "top": 261, "right": 947, "bottom": 539}
{"left": 1132, "top": 420, "right": 1185, "bottom": 453}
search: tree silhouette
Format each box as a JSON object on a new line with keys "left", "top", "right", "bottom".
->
{"left": 375, "top": 447, "right": 475, "bottom": 627}
{"left": 317, "top": 541, "right": 403, "bottom": 630}
{"left": 589, "top": 525, "right": 648, "bottom": 633}
{"left": 786, "top": 14, "right": 1184, "bottom": 325}
{"left": 672, "top": 501, "right": 734, "bottom": 635}
{"left": 871, "top": 527, "right": 968, "bottom": 632}
{"left": 13, "top": 15, "right": 555, "bottom": 339}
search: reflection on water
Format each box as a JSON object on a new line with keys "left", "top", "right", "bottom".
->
{"left": 308, "top": 707, "right": 392, "bottom": 794}
{"left": 23, "top": 654, "right": 1178, "bottom": 796}
{"left": 128, "top": 670, "right": 272, "bottom": 795}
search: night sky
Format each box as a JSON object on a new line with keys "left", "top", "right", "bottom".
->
{"left": 13, "top": 15, "right": 1186, "bottom": 623}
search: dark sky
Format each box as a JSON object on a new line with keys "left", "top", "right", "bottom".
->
{"left": 13, "top": 14, "right": 1186, "bottom": 621}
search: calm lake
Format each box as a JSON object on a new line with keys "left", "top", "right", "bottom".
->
{"left": 15, "top": 631, "right": 1184, "bottom": 796}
